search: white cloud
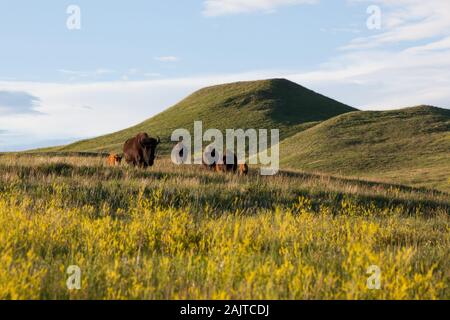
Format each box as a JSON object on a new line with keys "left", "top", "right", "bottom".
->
{"left": 154, "top": 56, "right": 180, "bottom": 62}
{"left": 285, "top": 0, "right": 450, "bottom": 109}
{"left": 58, "top": 68, "right": 116, "bottom": 80}
{"left": 343, "top": 0, "right": 450, "bottom": 50}
{"left": 286, "top": 46, "right": 450, "bottom": 109}
{"left": 203, "top": 0, "right": 317, "bottom": 17}
{"left": 58, "top": 69, "right": 90, "bottom": 77}
{"left": 404, "top": 36, "right": 450, "bottom": 53}
{"left": 0, "top": 72, "right": 273, "bottom": 150}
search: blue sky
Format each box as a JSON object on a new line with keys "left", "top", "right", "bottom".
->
{"left": 1, "top": 0, "right": 450, "bottom": 150}
{"left": 0, "top": 1, "right": 364, "bottom": 81}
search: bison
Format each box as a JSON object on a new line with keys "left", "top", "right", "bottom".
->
{"left": 107, "top": 153, "right": 122, "bottom": 166}
{"left": 215, "top": 153, "right": 238, "bottom": 173}
{"left": 202, "top": 145, "right": 218, "bottom": 171}
{"left": 202, "top": 146, "right": 238, "bottom": 173}
{"left": 238, "top": 163, "right": 249, "bottom": 176}
{"left": 123, "top": 133, "right": 160, "bottom": 168}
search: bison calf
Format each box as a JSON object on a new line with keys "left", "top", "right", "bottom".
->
{"left": 239, "top": 163, "right": 249, "bottom": 176}
{"left": 107, "top": 153, "right": 122, "bottom": 166}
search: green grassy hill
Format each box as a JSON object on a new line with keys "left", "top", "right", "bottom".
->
{"left": 279, "top": 105, "right": 450, "bottom": 192}
{"left": 48, "top": 79, "right": 356, "bottom": 153}
{"left": 34, "top": 79, "right": 449, "bottom": 192}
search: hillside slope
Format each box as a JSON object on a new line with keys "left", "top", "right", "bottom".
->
{"left": 52, "top": 79, "right": 356, "bottom": 153}
{"left": 279, "top": 106, "right": 450, "bottom": 191}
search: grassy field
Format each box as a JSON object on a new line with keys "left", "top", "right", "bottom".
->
{"left": 0, "top": 153, "right": 448, "bottom": 299}
{"left": 280, "top": 106, "right": 450, "bottom": 192}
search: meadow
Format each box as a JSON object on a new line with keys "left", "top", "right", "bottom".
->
{"left": 0, "top": 154, "right": 448, "bottom": 299}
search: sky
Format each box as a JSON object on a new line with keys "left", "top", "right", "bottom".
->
{"left": 1, "top": 0, "right": 450, "bottom": 151}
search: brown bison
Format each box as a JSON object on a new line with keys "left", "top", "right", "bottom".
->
{"left": 215, "top": 153, "right": 238, "bottom": 173}
{"left": 202, "top": 146, "right": 218, "bottom": 171}
{"left": 107, "top": 153, "right": 122, "bottom": 166}
{"left": 123, "top": 133, "right": 160, "bottom": 168}
{"left": 202, "top": 147, "right": 238, "bottom": 173}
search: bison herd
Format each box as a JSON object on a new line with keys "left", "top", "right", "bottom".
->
{"left": 107, "top": 132, "right": 249, "bottom": 176}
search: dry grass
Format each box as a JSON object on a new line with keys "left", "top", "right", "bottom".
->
{"left": 0, "top": 154, "right": 448, "bottom": 299}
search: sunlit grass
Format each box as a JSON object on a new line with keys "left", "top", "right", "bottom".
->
{"left": 0, "top": 154, "right": 448, "bottom": 299}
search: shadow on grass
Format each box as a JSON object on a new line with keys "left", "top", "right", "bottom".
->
{"left": 279, "top": 169, "right": 449, "bottom": 197}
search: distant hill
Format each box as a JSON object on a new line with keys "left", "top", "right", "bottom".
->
{"left": 279, "top": 106, "right": 450, "bottom": 192}
{"left": 33, "top": 79, "right": 449, "bottom": 191}
{"left": 48, "top": 79, "right": 356, "bottom": 153}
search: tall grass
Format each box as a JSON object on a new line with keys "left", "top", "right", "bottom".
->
{"left": 0, "top": 154, "right": 448, "bottom": 299}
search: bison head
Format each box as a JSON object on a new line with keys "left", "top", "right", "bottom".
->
{"left": 137, "top": 133, "right": 160, "bottom": 167}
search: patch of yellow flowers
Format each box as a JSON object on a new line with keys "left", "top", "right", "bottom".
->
{"left": 0, "top": 189, "right": 447, "bottom": 300}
